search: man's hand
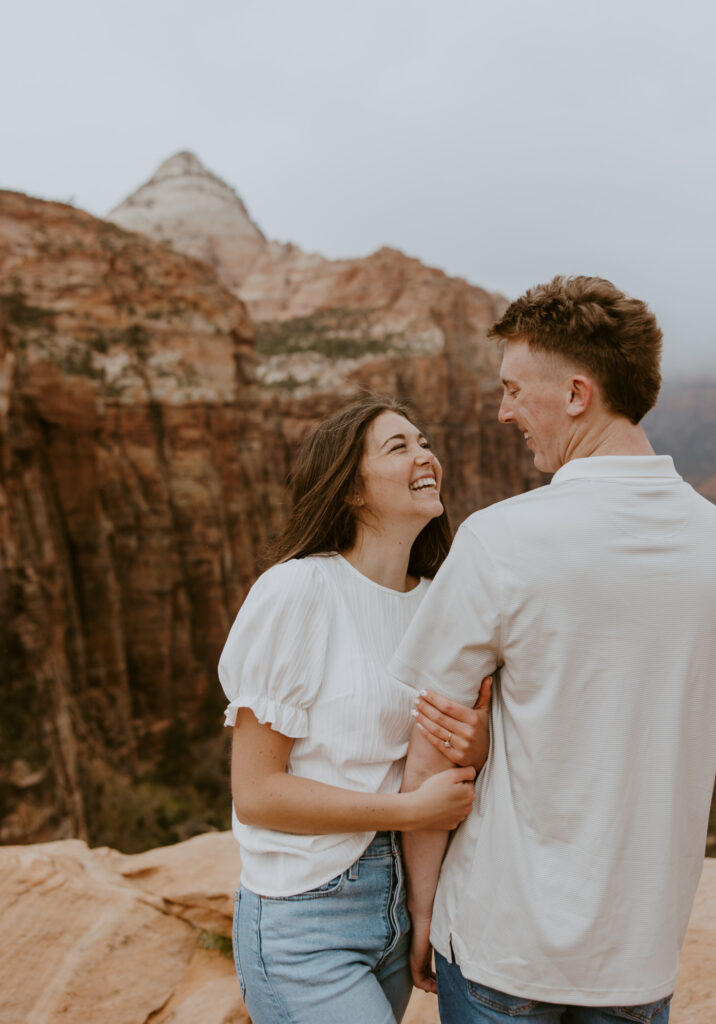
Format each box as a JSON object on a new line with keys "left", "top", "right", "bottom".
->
{"left": 409, "top": 912, "right": 437, "bottom": 993}
{"left": 412, "top": 675, "right": 493, "bottom": 771}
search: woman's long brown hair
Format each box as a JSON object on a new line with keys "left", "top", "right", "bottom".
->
{"left": 269, "top": 394, "right": 452, "bottom": 579}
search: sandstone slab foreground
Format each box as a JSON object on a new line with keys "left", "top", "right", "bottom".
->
{"left": 0, "top": 833, "right": 712, "bottom": 1024}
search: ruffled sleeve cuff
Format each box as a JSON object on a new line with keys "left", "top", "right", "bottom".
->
{"left": 223, "top": 694, "right": 309, "bottom": 738}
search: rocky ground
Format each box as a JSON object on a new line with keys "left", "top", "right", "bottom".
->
{"left": 0, "top": 832, "right": 713, "bottom": 1024}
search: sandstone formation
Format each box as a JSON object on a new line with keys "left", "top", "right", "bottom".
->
{"left": 111, "top": 152, "right": 716, "bottom": 508}
{"left": 248, "top": 242, "right": 545, "bottom": 527}
{"left": 0, "top": 831, "right": 245, "bottom": 1024}
{"left": 0, "top": 191, "right": 286, "bottom": 850}
{"left": 109, "top": 151, "right": 267, "bottom": 289}
{"left": 107, "top": 151, "right": 715, "bottom": 852}
{"left": 110, "top": 151, "right": 544, "bottom": 526}
{"left": 2, "top": 167, "right": 548, "bottom": 851}
{"left": 6, "top": 155, "right": 712, "bottom": 855}
{"left": 0, "top": 832, "right": 713, "bottom": 1024}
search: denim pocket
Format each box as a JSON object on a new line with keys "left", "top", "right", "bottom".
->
{"left": 465, "top": 980, "right": 540, "bottom": 1016}
{"left": 605, "top": 995, "right": 672, "bottom": 1023}
{"left": 263, "top": 871, "right": 347, "bottom": 901}
{"left": 232, "top": 889, "right": 247, "bottom": 999}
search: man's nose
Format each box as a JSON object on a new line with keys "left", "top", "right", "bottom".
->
{"left": 498, "top": 396, "right": 513, "bottom": 424}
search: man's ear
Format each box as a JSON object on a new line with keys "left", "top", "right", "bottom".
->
{"left": 566, "top": 374, "right": 593, "bottom": 418}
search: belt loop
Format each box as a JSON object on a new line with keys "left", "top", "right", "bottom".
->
{"left": 390, "top": 830, "right": 404, "bottom": 890}
{"left": 390, "top": 830, "right": 400, "bottom": 857}
{"left": 348, "top": 859, "right": 360, "bottom": 881}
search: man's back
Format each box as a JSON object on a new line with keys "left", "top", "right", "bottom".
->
{"left": 392, "top": 455, "right": 716, "bottom": 1004}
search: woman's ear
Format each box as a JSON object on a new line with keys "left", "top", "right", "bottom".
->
{"left": 346, "top": 472, "right": 364, "bottom": 506}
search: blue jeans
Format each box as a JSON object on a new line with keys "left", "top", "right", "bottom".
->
{"left": 436, "top": 952, "right": 672, "bottom": 1024}
{"left": 233, "top": 831, "right": 412, "bottom": 1024}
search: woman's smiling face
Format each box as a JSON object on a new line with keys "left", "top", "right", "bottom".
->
{"left": 355, "top": 410, "right": 443, "bottom": 529}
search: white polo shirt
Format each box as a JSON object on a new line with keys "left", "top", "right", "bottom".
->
{"left": 391, "top": 455, "right": 716, "bottom": 1006}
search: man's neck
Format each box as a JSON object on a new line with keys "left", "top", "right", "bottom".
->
{"left": 564, "top": 419, "right": 655, "bottom": 463}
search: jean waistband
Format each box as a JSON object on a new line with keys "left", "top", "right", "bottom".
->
{"left": 362, "top": 830, "right": 399, "bottom": 857}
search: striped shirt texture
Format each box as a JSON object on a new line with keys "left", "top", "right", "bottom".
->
{"left": 391, "top": 455, "right": 716, "bottom": 1006}
{"left": 219, "top": 552, "right": 428, "bottom": 896}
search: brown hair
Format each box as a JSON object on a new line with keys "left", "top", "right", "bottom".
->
{"left": 269, "top": 394, "right": 452, "bottom": 578}
{"left": 488, "top": 275, "right": 662, "bottom": 423}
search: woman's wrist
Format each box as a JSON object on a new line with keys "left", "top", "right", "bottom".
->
{"left": 395, "top": 790, "right": 420, "bottom": 831}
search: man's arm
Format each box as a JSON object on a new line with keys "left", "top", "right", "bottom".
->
{"left": 402, "top": 674, "right": 493, "bottom": 991}
{"left": 401, "top": 726, "right": 455, "bottom": 993}
{"left": 392, "top": 527, "right": 501, "bottom": 989}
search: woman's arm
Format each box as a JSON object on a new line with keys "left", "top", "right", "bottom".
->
{"left": 411, "top": 675, "right": 492, "bottom": 770}
{"left": 231, "top": 707, "right": 476, "bottom": 834}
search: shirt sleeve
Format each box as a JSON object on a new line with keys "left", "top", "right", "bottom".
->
{"left": 390, "top": 524, "right": 503, "bottom": 707}
{"left": 218, "top": 559, "right": 329, "bottom": 737}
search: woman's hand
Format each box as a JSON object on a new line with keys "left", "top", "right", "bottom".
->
{"left": 412, "top": 676, "right": 493, "bottom": 771}
{"left": 408, "top": 765, "right": 476, "bottom": 830}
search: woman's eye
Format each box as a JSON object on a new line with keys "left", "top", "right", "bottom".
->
{"left": 420, "top": 442, "right": 431, "bottom": 450}
{"left": 389, "top": 443, "right": 406, "bottom": 452}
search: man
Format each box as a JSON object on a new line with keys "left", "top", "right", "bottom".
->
{"left": 391, "top": 275, "right": 716, "bottom": 1023}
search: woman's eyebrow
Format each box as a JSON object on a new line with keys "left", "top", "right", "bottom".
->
{"left": 379, "top": 431, "right": 426, "bottom": 450}
{"left": 379, "top": 432, "right": 407, "bottom": 449}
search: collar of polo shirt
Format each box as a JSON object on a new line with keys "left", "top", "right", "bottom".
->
{"left": 551, "top": 455, "right": 681, "bottom": 485}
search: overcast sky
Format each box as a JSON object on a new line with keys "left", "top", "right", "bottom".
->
{"left": 2, "top": 0, "right": 714, "bottom": 378}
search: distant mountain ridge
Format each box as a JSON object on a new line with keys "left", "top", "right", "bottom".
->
{"left": 644, "top": 379, "right": 716, "bottom": 501}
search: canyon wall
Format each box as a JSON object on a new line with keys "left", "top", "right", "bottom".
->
{"left": 1, "top": 186, "right": 541, "bottom": 850}
{"left": 0, "top": 191, "right": 283, "bottom": 849}
{"left": 8, "top": 154, "right": 708, "bottom": 853}
{"left": 111, "top": 152, "right": 544, "bottom": 525}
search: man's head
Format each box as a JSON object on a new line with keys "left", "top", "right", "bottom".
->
{"left": 489, "top": 275, "right": 662, "bottom": 472}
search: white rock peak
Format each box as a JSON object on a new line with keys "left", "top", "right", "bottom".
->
{"left": 108, "top": 150, "right": 267, "bottom": 286}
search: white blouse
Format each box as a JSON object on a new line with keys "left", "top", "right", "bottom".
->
{"left": 218, "top": 553, "right": 429, "bottom": 896}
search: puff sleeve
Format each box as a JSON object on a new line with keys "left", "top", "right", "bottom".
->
{"left": 218, "top": 559, "right": 329, "bottom": 738}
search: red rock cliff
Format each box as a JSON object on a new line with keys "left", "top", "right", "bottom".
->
{"left": 111, "top": 152, "right": 544, "bottom": 525}
{"left": 2, "top": 184, "right": 543, "bottom": 851}
{"left": 0, "top": 192, "right": 284, "bottom": 849}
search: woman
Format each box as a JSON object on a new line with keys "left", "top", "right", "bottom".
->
{"left": 219, "top": 395, "right": 491, "bottom": 1024}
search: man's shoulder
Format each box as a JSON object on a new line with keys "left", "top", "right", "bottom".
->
{"left": 460, "top": 484, "right": 557, "bottom": 535}
{"left": 687, "top": 485, "right": 716, "bottom": 517}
